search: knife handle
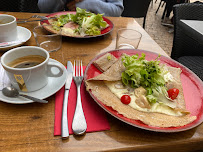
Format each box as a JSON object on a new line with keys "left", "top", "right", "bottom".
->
{"left": 62, "top": 89, "right": 69, "bottom": 138}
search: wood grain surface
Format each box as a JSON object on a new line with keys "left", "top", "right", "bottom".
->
{"left": 0, "top": 12, "right": 203, "bottom": 152}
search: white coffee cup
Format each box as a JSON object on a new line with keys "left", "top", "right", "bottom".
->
{"left": 1, "top": 46, "right": 64, "bottom": 92}
{"left": 0, "top": 14, "right": 17, "bottom": 42}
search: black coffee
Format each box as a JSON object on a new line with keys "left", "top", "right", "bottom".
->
{"left": 0, "top": 18, "right": 13, "bottom": 24}
{"left": 7, "top": 55, "right": 46, "bottom": 68}
{"left": 0, "top": 20, "right": 9, "bottom": 24}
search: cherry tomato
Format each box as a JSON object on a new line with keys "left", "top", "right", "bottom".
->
{"left": 167, "top": 88, "right": 179, "bottom": 100}
{"left": 121, "top": 95, "right": 131, "bottom": 104}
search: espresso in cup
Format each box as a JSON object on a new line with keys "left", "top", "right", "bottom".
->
{"left": 7, "top": 55, "right": 46, "bottom": 68}
{"left": 0, "top": 20, "right": 11, "bottom": 24}
{"left": 0, "top": 14, "right": 17, "bottom": 42}
{"left": 1, "top": 46, "right": 64, "bottom": 92}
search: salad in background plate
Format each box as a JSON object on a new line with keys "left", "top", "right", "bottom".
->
{"left": 49, "top": 7, "right": 109, "bottom": 37}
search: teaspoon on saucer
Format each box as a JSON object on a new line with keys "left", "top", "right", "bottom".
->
{"left": 2, "top": 86, "right": 48, "bottom": 103}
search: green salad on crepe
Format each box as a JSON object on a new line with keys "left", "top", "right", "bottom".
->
{"left": 51, "top": 7, "right": 108, "bottom": 36}
{"left": 121, "top": 54, "right": 173, "bottom": 104}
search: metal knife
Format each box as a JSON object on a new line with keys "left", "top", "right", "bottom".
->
{"left": 17, "top": 17, "right": 56, "bottom": 23}
{"left": 61, "top": 61, "right": 73, "bottom": 138}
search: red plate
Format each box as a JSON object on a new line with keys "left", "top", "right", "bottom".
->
{"left": 40, "top": 11, "right": 114, "bottom": 38}
{"left": 84, "top": 49, "right": 203, "bottom": 132}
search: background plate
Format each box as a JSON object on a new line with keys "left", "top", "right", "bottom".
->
{"left": 41, "top": 11, "right": 114, "bottom": 38}
{"left": 84, "top": 49, "right": 203, "bottom": 132}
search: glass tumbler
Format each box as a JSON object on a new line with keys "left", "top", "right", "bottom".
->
{"left": 33, "top": 25, "right": 62, "bottom": 52}
{"left": 116, "top": 28, "right": 142, "bottom": 49}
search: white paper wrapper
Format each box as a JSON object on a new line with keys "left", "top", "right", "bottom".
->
{"left": 0, "top": 61, "right": 11, "bottom": 90}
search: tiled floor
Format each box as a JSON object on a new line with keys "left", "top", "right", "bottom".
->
{"left": 134, "top": 0, "right": 174, "bottom": 56}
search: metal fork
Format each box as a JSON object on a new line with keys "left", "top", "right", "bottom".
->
{"left": 72, "top": 60, "right": 87, "bottom": 135}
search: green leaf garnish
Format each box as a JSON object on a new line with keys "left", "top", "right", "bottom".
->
{"left": 121, "top": 54, "right": 167, "bottom": 103}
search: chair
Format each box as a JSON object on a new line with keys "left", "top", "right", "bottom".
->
{"left": 19, "top": 0, "right": 40, "bottom": 13}
{"left": 0, "top": 0, "right": 39, "bottom": 13}
{"left": 157, "top": 0, "right": 189, "bottom": 20}
{"left": 171, "top": 3, "right": 203, "bottom": 80}
{"left": 0, "top": 0, "right": 21, "bottom": 12}
{"left": 121, "top": 0, "right": 152, "bottom": 29}
{"left": 155, "top": 0, "right": 167, "bottom": 15}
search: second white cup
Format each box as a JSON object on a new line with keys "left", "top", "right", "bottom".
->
{"left": 0, "top": 14, "right": 17, "bottom": 42}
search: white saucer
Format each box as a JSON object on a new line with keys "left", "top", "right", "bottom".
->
{"left": 0, "top": 26, "right": 31, "bottom": 51}
{"left": 0, "top": 59, "right": 67, "bottom": 104}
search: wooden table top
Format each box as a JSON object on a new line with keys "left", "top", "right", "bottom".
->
{"left": 0, "top": 12, "right": 203, "bottom": 152}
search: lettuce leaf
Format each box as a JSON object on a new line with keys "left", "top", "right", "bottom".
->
{"left": 78, "top": 14, "right": 107, "bottom": 36}
{"left": 121, "top": 54, "right": 167, "bottom": 103}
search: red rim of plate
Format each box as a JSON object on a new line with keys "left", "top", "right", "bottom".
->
{"left": 40, "top": 11, "right": 114, "bottom": 38}
{"left": 84, "top": 49, "right": 203, "bottom": 133}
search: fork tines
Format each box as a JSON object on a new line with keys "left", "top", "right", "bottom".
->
{"left": 73, "top": 60, "right": 83, "bottom": 77}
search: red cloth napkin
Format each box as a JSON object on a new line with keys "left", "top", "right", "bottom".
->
{"left": 54, "top": 67, "right": 110, "bottom": 135}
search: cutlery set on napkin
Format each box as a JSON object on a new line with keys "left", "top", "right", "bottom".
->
{"left": 60, "top": 61, "right": 110, "bottom": 138}
{"left": 62, "top": 60, "right": 87, "bottom": 138}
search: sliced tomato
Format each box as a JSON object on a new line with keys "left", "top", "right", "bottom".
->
{"left": 167, "top": 88, "right": 179, "bottom": 100}
{"left": 121, "top": 95, "right": 131, "bottom": 104}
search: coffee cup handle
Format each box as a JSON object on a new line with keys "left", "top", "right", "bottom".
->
{"left": 47, "top": 62, "right": 63, "bottom": 77}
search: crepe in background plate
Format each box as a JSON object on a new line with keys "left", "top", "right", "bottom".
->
{"left": 85, "top": 54, "right": 197, "bottom": 128}
{"left": 42, "top": 22, "right": 82, "bottom": 37}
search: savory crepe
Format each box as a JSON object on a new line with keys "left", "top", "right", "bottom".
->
{"left": 85, "top": 53, "right": 196, "bottom": 128}
{"left": 93, "top": 53, "right": 118, "bottom": 72}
